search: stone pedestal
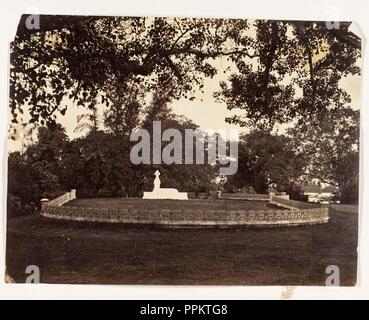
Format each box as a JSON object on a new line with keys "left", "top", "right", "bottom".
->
{"left": 143, "top": 188, "right": 188, "bottom": 200}
{"left": 40, "top": 198, "right": 49, "bottom": 211}
{"left": 143, "top": 170, "right": 188, "bottom": 200}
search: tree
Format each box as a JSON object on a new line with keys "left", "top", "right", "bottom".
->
{"left": 67, "top": 130, "right": 132, "bottom": 197}
{"left": 103, "top": 80, "right": 143, "bottom": 136}
{"left": 289, "top": 107, "right": 359, "bottom": 203}
{"left": 215, "top": 20, "right": 361, "bottom": 130}
{"left": 10, "top": 17, "right": 360, "bottom": 130}
{"left": 226, "top": 131, "right": 305, "bottom": 195}
{"left": 18, "top": 125, "right": 68, "bottom": 201}
{"left": 7, "top": 151, "right": 38, "bottom": 216}
{"left": 75, "top": 104, "right": 101, "bottom": 134}
{"left": 7, "top": 125, "right": 69, "bottom": 215}
{"left": 9, "top": 16, "right": 361, "bottom": 203}
{"left": 10, "top": 16, "right": 248, "bottom": 127}
{"left": 141, "top": 108, "right": 218, "bottom": 194}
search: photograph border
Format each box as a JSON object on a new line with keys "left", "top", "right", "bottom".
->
{"left": 0, "top": 0, "right": 368, "bottom": 300}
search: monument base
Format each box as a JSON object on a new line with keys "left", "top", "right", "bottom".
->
{"left": 143, "top": 188, "right": 188, "bottom": 200}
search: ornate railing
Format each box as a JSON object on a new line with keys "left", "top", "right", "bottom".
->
{"left": 42, "top": 190, "right": 76, "bottom": 207}
{"left": 270, "top": 195, "right": 320, "bottom": 210}
{"left": 40, "top": 190, "right": 329, "bottom": 226}
{"left": 41, "top": 204, "right": 329, "bottom": 227}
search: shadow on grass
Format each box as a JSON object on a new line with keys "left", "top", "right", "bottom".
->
{"left": 6, "top": 207, "right": 358, "bottom": 286}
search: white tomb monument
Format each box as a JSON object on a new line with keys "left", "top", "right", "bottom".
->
{"left": 143, "top": 170, "right": 188, "bottom": 200}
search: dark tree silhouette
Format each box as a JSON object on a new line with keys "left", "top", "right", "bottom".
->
{"left": 10, "top": 16, "right": 360, "bottom": 130}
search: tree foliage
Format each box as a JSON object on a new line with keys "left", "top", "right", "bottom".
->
{"left": 216, "top": 20, "right": 360, "bottom": 130}
{"left": 11, "top": 16, "right": 360, "bottom": 130}
{"left": 11, "top": 15, "right": 250, "bottom": 126}
{"left": 225, "top": 131, "right": 305, "bottom": 196}
{"left": 7, "top": 125, "right": 68, "bottom": 216}
{"left": 8, "top": 112, "right": 218, "bottom": 214}
{"left": 289, "top": 108, "right": 360, "bottom": 203}
{"left": 8, "top": 16, "right": 361, "bottom": 209}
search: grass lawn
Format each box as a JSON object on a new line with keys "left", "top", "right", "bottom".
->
{"left": 65, "top": 198, "right": 280, "bottom": 211}
{"left": 6, "top": 204, "right": 358, "bottom": 286}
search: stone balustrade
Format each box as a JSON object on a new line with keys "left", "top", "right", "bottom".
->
{"left": 41, "top": 190, "right": 76, "bottom": 207}
{"left": 40, "top": 191, "right": 329, "bottom": 227}
{"left": 270, "top": 195, "right": 320, "bottom": 210}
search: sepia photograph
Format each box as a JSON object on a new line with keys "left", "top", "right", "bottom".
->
{"left": 5, "top": 14, "right": 362, "bottom": 287}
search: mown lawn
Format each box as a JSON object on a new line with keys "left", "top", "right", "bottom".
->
{"left": 6, "top": 203, "right": 358, "bottom": 286}
{"left": 65, "top": 198, "right": 280, "bottom": 211}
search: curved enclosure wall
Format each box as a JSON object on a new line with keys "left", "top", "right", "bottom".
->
{"left": 40, "top": 191, "right": 329, "bottom": 227}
